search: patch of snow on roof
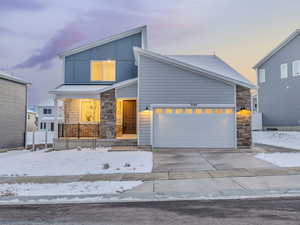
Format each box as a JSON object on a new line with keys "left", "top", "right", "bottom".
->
{"left": 168, "top": 55, "right": 254, "bottom": 87}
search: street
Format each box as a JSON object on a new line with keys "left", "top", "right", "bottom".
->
{"left": 0, "top": 198, "right": 300, "bottom": 225}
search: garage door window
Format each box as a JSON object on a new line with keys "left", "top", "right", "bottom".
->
{"left": 195, "top": 108, "right": 202, "bottom": 114}
{"left": 215, "top": 109, "right": 223, "bottom": 114}
{"left": 205, "top": 109, "right": 212, "bottom": 114}
{"left": 225, "top": 108, "right": 233, "bottom": 114}
{"left": 185, "top": 108, "right": 193, "bottom": 114}
{"left": 165, "top": 108, "right": 173, "bottom": 114}
{"left": 175, "top": 108, "right": 183, "bottom": 114}
{"left": 155, "top": 108, "right": 163, "bottom": 114}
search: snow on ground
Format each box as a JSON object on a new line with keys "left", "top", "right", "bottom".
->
{"left": 0, "top": 148, "right": 153, "bottom": 177}
{"left": 256, "top": 152, "right": 300, "bottom": 167}
{"left": 26, "top": 131, "right": 54, "bottom": 145}
{"left": 253, "top": 131, "right": 300, "bottom": 150}
{"left": 0, "top": 181, "right": 142, "bottom": 197}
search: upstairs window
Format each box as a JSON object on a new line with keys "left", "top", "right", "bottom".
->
{"left": 259, "top": 69, "right": 266, "bottom": 83}
{"left": 292, "top": 60, "right": 300, "bottom": 77}
{"left": 90, "top": 60, "right": 116, "bottom": 81}
{"left": 280, "top": 63, "right": 288, "bottom": 79}
{"left": 43, "top": 108, "right": 52, "bottom": 114}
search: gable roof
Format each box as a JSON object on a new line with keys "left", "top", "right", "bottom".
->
{"left": 134, "top": 48, "right": 255, "bottom": 89}
{"left": 253, "top": 29, "right": 300, "bottom": 69}
{"left": 0, "top": 71, "right": 30, "bottom": 85}
{"left": 59, "top": 25, "right": 147, "bottom": 58}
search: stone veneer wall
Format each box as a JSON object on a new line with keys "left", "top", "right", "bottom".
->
{"left": 236, "top": 85, "right": 252, "bottom": 148}
{"left": 100, "top": 89, "right": 116, "bottom": 139}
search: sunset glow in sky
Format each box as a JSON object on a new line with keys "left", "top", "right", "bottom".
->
{"left": 1, "top": 0, "right": 300, "bottom": 104}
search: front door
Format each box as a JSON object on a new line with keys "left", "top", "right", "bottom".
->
{"left": 123, "top": 100, "right": 136, "bottom": 134}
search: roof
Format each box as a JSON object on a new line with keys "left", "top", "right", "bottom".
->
{"left": 59, "top": 25, "right": 147, "bottom": 58}
{"left": 0, "top": 71, "right": 30, "bottom": 85}
{"left": 134, "top": 48, "right": 256, "bottom": 89}
{"left": 253, "top": 29, "right": 300, "bottom": 69}
{"left": 49, "top": 78, "right": 138, "bottom": 96}
{"left": 38, "top": 97, "right": 55, "bottom": 107}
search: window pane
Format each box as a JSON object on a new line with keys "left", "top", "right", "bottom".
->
{"left": 155, "top": 108, "right": 162, "bottom": 114}
{"left": 175, "top": 108, "right": 183, "bottom": 114}
{"left": 80, "top": 99, "right": 100, "bottom": 122}
{"left": 225, "top": 108, "right": 233, "bottom": 114}
{"left": 185, "top": 108, "right": 193, "bottom": 114}
{"left": 259, "top": 69, "right": 265, "bottom": 83}
{"left": 165, "top": 108, "right": 173, "bottom": 114}
{"left": 195, "top": 108, "right": 202, "bottom": 114}
{"left": 281, "top": 63, "right": 288, "bottom": 79}
{"left": 205, "top": 109, "right": 212, "bottom": 114}
{"left": 215, "top": 109, "right": 222, "bottom": 114}
{"left": 91, "top": 61, "right": 116, "bottom": 81}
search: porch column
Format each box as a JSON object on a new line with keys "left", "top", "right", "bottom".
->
{"left": 100, "top": 89, "right": 116, "bottom": 139}
{"left": 54, "top": 97, "right": 59, "bottom": 139}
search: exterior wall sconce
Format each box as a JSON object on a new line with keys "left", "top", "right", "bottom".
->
{"left": 145, "top": 106, "right": 149, "bottom": 110}
{"left": 237, "top": 106, "right": 251, "bottom": 116}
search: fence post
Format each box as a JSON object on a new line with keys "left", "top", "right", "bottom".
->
{"left": 45, "top": 130, "right": 48, "bottom": 150}
{"left": 32, "top": 131, "right": 35, "bottom": 151}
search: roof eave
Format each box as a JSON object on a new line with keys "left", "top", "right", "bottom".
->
{"left": 58, "top": 25, "right": 147, "bottom": 58}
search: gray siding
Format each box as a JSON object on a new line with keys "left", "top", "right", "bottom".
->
{"left": 115, "top": 82, "right": 137, "bottom": 98}
{"left": 258, "top": 34, "right": 300, "bottom": 127}
{"left": 0, "top": 79, "right": 26, "bottom": 149}
{"left": 65, "top": 33, "right": 141, "bottom": 84}
{"left": 138, "top": 56, "right": 235, "bottom": 145}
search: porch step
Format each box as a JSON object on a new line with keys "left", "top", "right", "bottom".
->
{"left": 113, "top": 139, "right": 137, "bottom": 146}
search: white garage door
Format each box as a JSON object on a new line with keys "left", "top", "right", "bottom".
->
{"left": 153, "top": 107, "right": 235, "bottom": 148}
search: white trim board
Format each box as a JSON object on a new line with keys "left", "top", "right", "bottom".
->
{"left": 150, "top": 104, "right": 235, "bottom": 109}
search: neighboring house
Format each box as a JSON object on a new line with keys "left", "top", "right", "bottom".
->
{"left": 27, "top": 110, "right": 38, "bottom": 131}
{"left": 0, "top": 71, "right": 30, "bottom": 149}
{"left": 50, "top": 26, "right": 255, "bottom": 150}
{"left": 37, "top": 96, "right": 63, "bottom": 132}
{"left": 253, "top": 29, "right": 300, "bottom": 130}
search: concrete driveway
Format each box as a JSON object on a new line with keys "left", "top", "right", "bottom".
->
{"left": 153, "top": 148, "right": 278, "bottom": 172}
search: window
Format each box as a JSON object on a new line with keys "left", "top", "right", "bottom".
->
{"left": 40, "top": 122, "right": 43, "bottom": 129}
{"left": 259, "top": 69, "right": 266, "bottom": 83}
{"left": 195, "top": 108, "right": 202, "bottom": 114}
{"left": 165, "top": 108, "right": 173, "bottom": 114}
{"left": 43, "top": 108, "right": 52, "bottom": 114}
{"left": 51, "top": 122, "right": 54, "bottom": 131}
{"left": 155, "top": 108, "right": 163, "bottom": 114}
{"left": 215, "top": 109, "right": 223, "bottom": 114}
{"left": 80, "top": 99, "right": 100, "bottom": 122}
{"left": 205, "top": 109, "right": 212, "bottom": 114}
{"left": 280, "top": 63, "right": 288, "bottom": 79}
{"left": 185, "top": 108, "right": 193, "bottom": 114}
{"left": 90, "top": 60, "right": 116, "bottom": 81}
{"left": 293, "top": 60, "right": 300, "bottom": 76}
{"left": 175, "top": 108, "right": 183, "bottom": 114}
{"left": 225, "top": 109, "right": 233, "bottom": 114}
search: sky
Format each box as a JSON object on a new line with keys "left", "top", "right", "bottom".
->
{"left": 1, "top": 0, "right": 300, "bottom": 105}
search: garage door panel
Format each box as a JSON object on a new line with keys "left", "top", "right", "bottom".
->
{"left": 153, "top": 108, "right": 235, "bottom": 148}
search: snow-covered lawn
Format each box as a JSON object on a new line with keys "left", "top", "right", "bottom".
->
{"left": 0, "top": 148, "right": 152, "bottom": 177}
{"left": 26, "top": 131, "right": 54, "bottom": 145}
{"left": 253, "top": 131, "right": 300, "bottom": 150}
{"left": 256, "top": 152, "right": 300, "bottom": 167}
{"left": 0, "top": 181, "right": 142, "bottom": 197}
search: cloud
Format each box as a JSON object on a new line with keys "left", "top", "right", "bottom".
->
{"left": 0, "top": 0, "right": 45, "bottom": 11}
{"left": 0, "top": 27, "right": 15, "bottom": 35}
{"left": 12, "top": 2, "right": 198, "bottom": 70}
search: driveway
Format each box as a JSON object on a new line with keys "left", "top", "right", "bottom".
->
{"left": 153, "top": 148, "right": 278, "bottom": 172}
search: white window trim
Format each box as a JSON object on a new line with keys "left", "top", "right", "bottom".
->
{"left": 293, "top": 60, "right": 300, "bottom": 77}
{"left": 280, "top": 63, "right": 288, "bottom": 79}
{"left": 90, "top": 60, "right": 116, "bottom": 82}
{"left": 259, "top": 69, "right": 266, "bottom": 83}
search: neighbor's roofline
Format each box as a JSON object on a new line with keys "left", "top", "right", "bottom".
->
{"left": 253, "top": 29, "right": 300, "bottom": 69}
{"left": 134, "top": 47, "right": 256, "bottom": 89}
{"left": 58, "top": 25, "right": 148, "bottom": 58}
{"left": 0, "top": 71, "right": 31, "bottom": 85}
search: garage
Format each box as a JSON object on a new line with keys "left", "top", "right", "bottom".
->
{"left": 153, "top": 106, "right": 235, "bottom": 148}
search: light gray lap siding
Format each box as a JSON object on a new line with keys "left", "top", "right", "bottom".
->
{"left": 0, "top": 79, "right": 26, "bottom": 149}
{"left": 258, "top": 34, "right": 300, "bottom": 127}
{"left": 115, "top": 83, "right": 137, "bottom": 98}
{"left": 138, "top": 55, "right": 235, "bottom": 145}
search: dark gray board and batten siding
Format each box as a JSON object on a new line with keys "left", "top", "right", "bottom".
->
{"left": 0, "top": 79, "right": 27, "bottom": 149}
{"left": 64, "top": 33, "right": 142, "bottom": 84}
{"left": 257, "top": 34, "right": 300, "bottom": 127}
{"left": 138, "top": 55, "right": 235, "bottom": 146}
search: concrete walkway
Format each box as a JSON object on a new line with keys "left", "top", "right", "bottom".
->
{"left": 1, "top": 167, "right": 300, "bottom": 184}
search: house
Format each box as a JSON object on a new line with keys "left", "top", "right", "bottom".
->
{"left": 37, "top": 96, "right": 63, "bottom": 132}
{"left": 0, "top": 71, "right": 30, "bottom": 149}
{"left": 27, "top": 109, "right": 38, "bottom": 131}
{"left": 253, "top": 29, "right": 300, "bottom": 130}
{"left": 50, "top": 26, "right": 255, "bottom": 150}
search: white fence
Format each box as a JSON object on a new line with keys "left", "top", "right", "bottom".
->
{"left": 26, "top": 131, "right": 54, "bottom": 146}
{"left": 252, "top": 112, "right": 262, "bottom": 130}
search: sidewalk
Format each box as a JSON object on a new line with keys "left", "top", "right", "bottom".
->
{"left": 1, "top": 166, "right": 300, "bottom": 184}
{"left": 1, "top": 174, "right": 300, "bottom": 205}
